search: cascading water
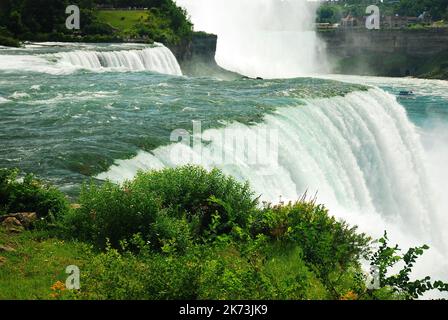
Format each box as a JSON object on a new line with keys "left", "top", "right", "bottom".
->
{"left": 176, "top": 0, "right": 328, "bottom": 78}
{"left": 96, "top": 88, "right": 440, "bottom": 244}
{"left": 0, "top": 44, "right": 182, "bottom": 76}
{"left": 56, "top": 46, "right": 182, "bottom": 75}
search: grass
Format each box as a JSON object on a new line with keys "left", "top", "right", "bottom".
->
{"left": 95, "top": 10, "right": 150, "bottom": 35}
{"left": 0, "top": 229, "right": 88, "bottom": 299}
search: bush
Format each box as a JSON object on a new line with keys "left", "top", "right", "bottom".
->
{"left": 251, "top": 200, "right": 370, "bottom": 285}
{"left": 78, "top": 240, "right": 331, "bottom": 300}
{"left": 130, "top": 166, "right": 257, "bottom": 236}
{"left": 78, "top": 241, "right": 201, "bottom": 300}
{"left": 366, "top": 232, "right": 448, "bottom": 300}
{"left": 0, "top": 168, "right": 69, "bottom": 218}
{"left": 62, "top": 180, "right": 162, "bottom": 249}
{"left": 0, "top": 35, "right": 20, "bottom": 47}
{"left": 198, "top": 241, "right": 329, "bottom": 300}
{"left": 63, "top": 166, "right": 256, "bottom": 250}
{"left": 197, "top": 243, "right": 267, "bottom": 300}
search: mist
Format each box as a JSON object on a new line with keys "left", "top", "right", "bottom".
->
{"left": 176, "top": 0, "right": 329, "bottom": 78}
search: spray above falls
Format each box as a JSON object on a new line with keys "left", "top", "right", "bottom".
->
{"left": 176, "top": 0, "right": 328, "bottom": 78}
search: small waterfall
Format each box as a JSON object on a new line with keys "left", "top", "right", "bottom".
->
{"left": 56, "top": 45, "right": 182, "bottom": 75}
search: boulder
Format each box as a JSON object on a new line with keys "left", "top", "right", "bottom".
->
{"left": 0, "top": 212, "right": 37, "bottom": 229}
{"left": 15, "top": 212, "right": 37, "bottom": 228}
{"left": 1, "top": 217, "right": 24, "bottom": 233}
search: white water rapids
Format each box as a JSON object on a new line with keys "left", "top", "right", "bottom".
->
{"left": 0, "top": 44, "right": 182, "bottom": 75}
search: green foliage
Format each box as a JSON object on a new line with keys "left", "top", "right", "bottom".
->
{"left": 0, "top": 35, "right": 20, "bottom": 47}
{"left": 0, "top": 0, "right": 192, "bottom": 45}
{"left": 251, "top": 200, "right": 370, "bottom": 285}
{"left": 62, "top": 166, "right": 256, "bottom": 250}
{"left": 397, "top": 0, "right": 448, "bottom": 20}
{"left": 2, "top": 166, "right": 445, "bottom": 300}
{"left": 61, "top": 180, "right": 162, "bottom": 249}
{"left": 77, "top": 239, "right": 201, "bottom": 299}
{"left": 130, "top": 166, "right": 257, "bottom": 237}
{"left": 56, "top": 166, "right": 372, "bottom": 300}
{"left": 318, "top": 0, "right": 448, "bottom": 20}
{"left": 0, "top": 27, "right": 20, "bottom": 47}
{"left": 367, "top": 232, "right": 448, "bottom": 299}
{"left": 0, "top": 168, "right": 69, "bottom": 219}
{"left": 317, "top": 5, "right": 342, "bottom": 24}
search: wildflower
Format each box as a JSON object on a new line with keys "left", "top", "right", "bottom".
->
{"left": 340, "top": 291, "right": 358, "bottom": 300}
{"left": 51, "top": 281, "right": 66, "bottom": 291}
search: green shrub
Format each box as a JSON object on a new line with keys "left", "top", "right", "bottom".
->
{"left": 198, "top": 241, "right": 330, "bottom": 300}
{"left": 197, "top": 244, "right": 267, "bottom": 300}
{"left": 0, "top": 168, "right": 69, "bottom": 218}
{"left": 366, "top": 232, "right": 448, "bottom": 300}
{"left": 79, "top": 243, "right": 201, "bottom": 300}
{"left": 62, "top": 180, "right": 162, "bottom": 249}
{"left": 251, "top": 200, "right": 370, "bottom": 285}
{"left": 130, "top": 166, "right": 257, "bottom": 236}
{"left": 260, "top": 243, "right": 328, "bottom": 300}
{"left": 0, "top": 35, "right": 20, "bottom": 47}
{"left": 63, "top": 166, "right": 256, "bottom": 250}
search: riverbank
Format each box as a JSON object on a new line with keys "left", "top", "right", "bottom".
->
{"left": 1, "top": 166, "right": 446, "bottom": 300}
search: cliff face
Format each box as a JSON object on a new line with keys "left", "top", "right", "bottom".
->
{"left": 168, "top": 32, "right": 239, "bottom": 79}
{"left": 171, "top": 29, "right": 448, "bottom": 80}
{"left": 320, "top": 29, "right": 448, "bottom": 79}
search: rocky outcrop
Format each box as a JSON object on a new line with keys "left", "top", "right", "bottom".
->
{"left": 168, "top": 32, "right": 240, "bottom": 80}
{"left": 1, "top": 217, "right": 24, "bottom": 233}
{"left": 0, "top": 212, "right": 37, "bottom": 232}
{"left": 320, "top": 29, "right": 448, "bottom": 79}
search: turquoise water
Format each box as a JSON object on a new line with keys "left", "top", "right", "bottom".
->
{"left": 2, "top": 66, "right": 447, "bottom": 192}
{"left": 323, "top": 75, "right": 448, "bottom": 127}
{"left": 0, "top": 44, "right": 365, "bottom": 191}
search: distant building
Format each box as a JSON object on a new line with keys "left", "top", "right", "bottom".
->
{"left": 382, "top": 15, "right": 419, "bottom": 29}
{"left": 340, "top": 15, "right": 361, "bottom": 28}
{"left": 96, "top": 4, "right": 114, "bottom": 9}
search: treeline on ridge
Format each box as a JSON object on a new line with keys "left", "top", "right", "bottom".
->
{"left": 0, "top": 0, "right": 193, "bottom": 46}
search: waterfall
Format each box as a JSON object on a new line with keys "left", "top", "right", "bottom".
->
{"left": 56, "top": 45, "right": 182, "bottom": 75}
{"left": 96, "top": 86, "right": 448, "bottom": 290}
{"left": 175, "top": 0, "right": 328, "bottom": 78}
{"left": 97, "top": 88, "right": 444, "bottom": 247}
{"left": 0, "top": 44, "right": 182, "bottom": 76}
